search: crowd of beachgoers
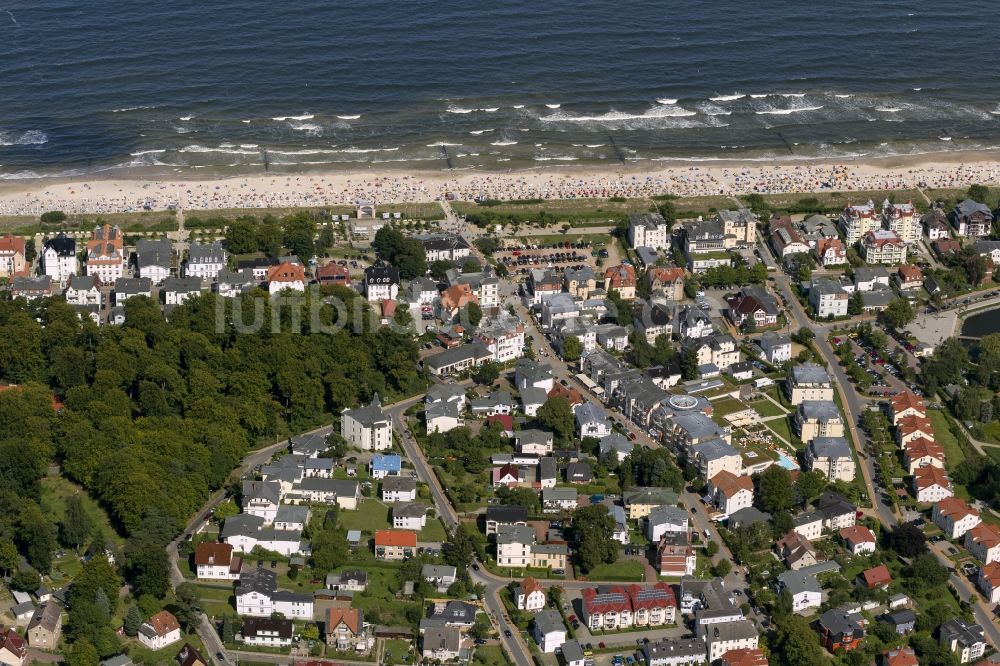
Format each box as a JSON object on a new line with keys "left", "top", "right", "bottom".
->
{"left": 2, "top": 159, "right": 1000, "bottom": 216}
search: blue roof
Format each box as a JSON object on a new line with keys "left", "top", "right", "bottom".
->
{"left": 371, "top": 454, "right": 402, "bottom": 472}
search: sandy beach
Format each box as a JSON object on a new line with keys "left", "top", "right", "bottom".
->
{"left": 2, "top": 151, "right": 1000, "bottom": 216}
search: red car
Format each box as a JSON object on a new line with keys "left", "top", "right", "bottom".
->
{"left": 628, "top": 432, "right": 637, "bottom": 441}
{"left": 568, "top": 615, "right": 576, "bottom": 622}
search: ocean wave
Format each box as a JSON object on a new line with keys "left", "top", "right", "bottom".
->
{"left": 540, "top": 106, "right": 697, "bottom": 122}
{"left": 512, "top": 105, "right": 525, "bottom": 109}
{"left": 336, "top": 114, "right": 361, "bottom": 120}
{"left": 875, "top": 107, "right": 902, "bottom": 113}
{"left": 336, "top": 147, "right": 400, "bottom": 153}
{"left": 834, "top": 94, "right": 853, "bottom": 98}
{"left": 0, "top": 130, "right": 49, "bottom": 146}
{"left": 481, "top": 107, "right": 499, "bottom": 112}
{"left": 755, "top": 105, "right": 824, "bottom": 115}
{"left": 709, "top": 93, "right": 744, "bottom": 101}
{"left": 267, "top": 148, "right": 338, "bottom": 155}
{"left": 178, "top": 115, "right": 193, "bottom": 121}
{"left": 240, "top": 144, "right": 258, "bottom": 149}
{"left": 749, "top": 94, "right": 768, "bottom": 99}
{"left": 469, "top": 129, "right": 494, "bottom": 135}
{"left": 273, "top": 114, "right": 314, "bottom": 121}
{"left": 656, "top": 98, "right": 678, "bottom": 105}
{"left": 241, "top": 120, "right": 252, "bottom": 124}
{"left": 446, "top": 106, "right": 474, "bottom": 114}
{"left": 178, "top": 144, "right": 258, "bottom": 155}
{"left": 545, "top": 103, "right": 561, "bottom": 109}
{"left": 585, "top": 144, "right": 605, "bottom": 148}
{"left": 112, "top": 105, "right": 157, "bottom": 113}
{"left": 0, "top": 170, "right": 42, "bottom": 179}
{"left": 534, "top": 156, "right": 578, "bottom": 161}
{"left": 780, "top": 93, "right": 806, "bottom": 98}
{"left": 130, "top": 149, "right": 166, "bottom": 156}
{"left": 427, "top": 141, "right": 461, "bottom": 147}
{"left": 490, "top": 140, "right": 518, "bottom": 146}
{"left": 289, "top": 122, "right": 322, "bottom": 134}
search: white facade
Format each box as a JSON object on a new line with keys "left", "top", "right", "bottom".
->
{"left": 341, "top": 397, "right": 393, "bottom": 451}
{"left": 43, "top": 249, "right": 77, "bottom": 283}
{"left": 236, "top": 590, "right": 314, "bottom": 619}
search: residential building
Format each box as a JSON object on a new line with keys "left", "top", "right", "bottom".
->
{"left": 514, "top": 577, "right": 546, "bottom": 612}
{"left": 0, "top": 628, "right": 26, "bottom": 666}
{"left": 162, "top": 276, "right": 202, "bottom": 305}
{"left": 515, "top": 358, "right": 556, "bottom": 392}
{"left": 324, "top": 608, "right": 367, "bottom": 652}
{"left": 113, "top": 277, "right": 152, "bottom": 306}
{"left": 861, "top": 229, "right": 907, "bottom": 265}
{"left": 896, "top": 264, "right": 924, "bottom": 290}
{"left": 531, "top": 542, "right": 568, "bottom": 571}
{"left": 374, "top": 530, "right": 416, "bottom": 561}
{"left": 424, "top": 343, "right": 492, "bottom": 377}
{"left": 564, "top": 266, "right": 597, "bottom": 299}
{"left": 922, "top": 208, "right": 951, "bottom": 240}
{"left": 25, "top": 602, "right": 61, "bottom": 649}
{"left": 817, "top": 608, "right": 865, "bottom": 652}
{"left": 86, "top": 224, "right": 126, "bottom": 284}
{"left": 953, "top": 199, "right": 993, "bottom": 238}
{"left": 657, "top": 531, "right": 697, "bottom": 577}
{"left": 814, "top": 237, "right": 848, "bottom": 267}
{"left": 176, "top": 644, "right": 207, "bottom": 666}
{"left": 533, "top": 610, "right": 567, "bottom": 653}
{"left": 135, "top": 238, "right": 173, "bottom": 284}
{"left": 720, "top": 648, "right": 768, "bottom": 666}
{"left": 542, "top": 487, "right": 578, "bottom": 513}
{"left": 575, "top": 402, "right": 612, "bottom": 438}
{"left": 858, "top": 564, "right": 892, "bottom": 590}
{"left": 966, "top": 523, "right": 1000, "bottom": 565}
{"left": 10, "top": 276, "right": 53, "bottom": 301}
{"left": 382, "top": 476, "right": 417, "bottom": 503}
{"left": 690, "top": 439, "right": 742, "bottom": 479}
{"left": 341, "top": 394, "right": 392, "bottom": 451}
{"left": 561, "top": 640, "right": 586, "bottom": 666}
{"left": 683, "top": 219, "right": 730, "bottom": 272}
{"left": 421, "top": 626, "right": 461, "bottom": 662}
{"left": 266, "top": 261, "right": 306, "bottom": 295}
{"left": 704, "top": 620, "right": 759, "bottom": 662}
{"left": 214, "top": 268, "right": 257, "bottom": 298}
{"left": 854, "top": 266, "right": 892, "bottom": 292}
{"left": 770, "top": 215, "right": 810, "bottom": 258}
{"left": 809, "top": 279, "right": 849, "bottom": 319}
{"left": 708, "top": 471, "right": 754, "bottom": 516}
{"left": 496, "top": 525, "right": 534, "bottom": 567}
{"left": 364, "top": 265, "right": 400, "bottom": 302}
{"left": 647, "top": 266, "right": 686, "bottom": 301}
{"left": 582, "top": 583, "right": 677, "bottom": 631}
{"left": 392, "top": 503, "right": 427, "bottom": 530}
{"left": 418, "top": 233, "right": 471, "bottom": 262}
{"left": 839, "top": 200, "right": 881, "bottom": 244}
{"left": 885, "top": 647, "right": 919, "bottom": 666}
{"left": 726, "top": 285, "right": 779, "bottom": 329}
{"left": 624, "top": 487, "right": 680, "bottom": 520}
{"left": 184, "top": 241, "right": 226, "bottom": 279}
{"left": 717, "top": 209, "right": 758, "bottom": 245}
{"left": 794, "top": 401, "right": 844, "bottom": 443}
{"left": 316, "top": 262, "right": 352, "bottom": 287}
{"left": 786, "top": 363, "right": 833, "bottom": 405}
{"left": 805, "top": 436, "right": 855, "bottom": 481}
{"left": 940, "top": 618, "right": 987, "bottom": 663}
{"left": 676, "top": 305, "right": 712, "bottom": 339}
{"left": 628, "top": 213, "right": 671, "bottom": 250}
{"left": 646, "top": 505, "right": 689, "bottom": 543}
{"left": 241, "top": 618, "right": 293, "bottom": 648}
{"left": 137, "top": 611, "right": 181, "bottom": 650}
{"left": 42, "top": 233, "right": 77, "bottom": 282}
{"left": 370, "top": 454, "right": 402, "bottom": 479}
{"left": 932, "top": 497, "right": 982, "bottom": 540}
{"left": 644, "top": 637, "right": 708, "bottom": 666}
{"left": 445, "top": 265, "right": 500, "bottom": 310}
{"left": 776, "top": 569, "right": 822, "bottom": 612}
{"left": 484, "top": 505, "right": 528, "bottom": 536}
{"left": 978, "top": 562, "right": 1000, "bottom": 605}
{"left": 883, "top": 200, "right": 920, "bottom": 243}
{"left": 604, "top": 263, "right": 637, "bottom": 299}
{"left": 194, "top": 542, "right": 242, "bottom": 581}
{"left": 758, "top": 331, "right": 792, "bottom": 365}
{"left": 839, "top": 526, "right": 877, "bottom": 556}
{"left": 64, "top": 274, "right": 101, "bottom": 306}
{"left": 891, "top": 390, "right": 927, "bottom": 425}
{"left": 776, "top": 530, "right": 818, "bottom": 569}
{"left": 0, "top": 235, "right": 26, "bottom": 278}
{"left": 473, "top": 314, "right": 525, "bottom": 362}
{"left": 914, "top": 465, "right": 953, "bottom": 504}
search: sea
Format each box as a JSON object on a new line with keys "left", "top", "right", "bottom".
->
{"left": 3, "top": 0, "right": 1000, "bottom": 179}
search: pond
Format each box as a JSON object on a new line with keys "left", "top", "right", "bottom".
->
{"left": 960, "top": 307, "right": 1000, "bottom": 339}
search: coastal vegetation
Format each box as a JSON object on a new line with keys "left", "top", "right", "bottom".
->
{"left": 0, "top": 286, "right": 423, "bottom": 660}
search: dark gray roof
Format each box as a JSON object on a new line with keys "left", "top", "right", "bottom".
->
{"left": 114, "top": 277, "right": 152, "bottom": 295}
{"left": 383, "top": 476, "right": 416, "bottom": 493}
{"left": 790, "top": 363, "right": 831, "bottom": 386}
{"left": 485, "top": 505, "right": 528, "bottom": 523}
{"left": 162, "top": 276, "right": 202, "bottom": 294}
{"left": 43, "top": 233, "right": 75, "bottom": 256}
{"left": 691, "top": 438, "right": 739, "bottom": 461}
{"left": 425, "top": 343, "right": 492, "bottom": 371}
{"left": 809, "top": 436, "right": 851, "bottom": 459}
{"left": 187, "top": 241, "right": 225, "bottom": 264}
{"left": 243, "top": 480, "right": 281, "bottom": 505}
{"left": 533, "top": 609, "right": 565, "bottom": 635}
{"left": 221, "top": 513, "right": 266, "bottom": 538}
{"left": 236, "top": 568, "right": 278, "bottom": 596}
{"left": 135, "top": 238, "right": 172, "bottom": 268}
{"left": 343, "top": 395, "right": 389, "bottom": 427}
{"left": 798, "top": 400, "right": 841, "bottom": 422}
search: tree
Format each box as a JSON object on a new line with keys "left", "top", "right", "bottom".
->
{"left": 173, "top": 582, "right": 202, "bottom": 631}
{"left": 61, "top": 494, "right": 92, "bottom": 550}
{"left": 536, "top": 396, "right": 575, "bottom": 443}
{"left": 881, "top": 298, "right": 916, "bottom": 330}
{"left": 473, "top": 361, "right": 500, "bottom": 386}
{"left": 463, "top": 302, "right": 483, "bottom": 327}
{"left": 967, "top": 184, "right": 990, "bottom": 203}
{"left": 220, "top": 615, "right": 236, "bottom": 643}
{"left": 573, "top": 505, "right": 617, "bottom": 572}
{"left": 123, "top": 606, "right": 142, "bottom": 637}
{"left": 10, "top": 569, "right": 40, "bottom": 592}
{"left": 713, "top": 559, "right": 731, "bottom": 577}
{"left": 758, "top": 465, "right": 794, "bottom": 513}
{"left": 795, "top": 470, "right": 828, "bottom": 506}
{"left": 444, "top": 524, "right": 479, "bottom": 569}
{"left": 791, "top": 326, "right": 815, "bottom": 344}
{"left": 429, "top": 260, "right": 456, "bottom": 279}
{"left": 224, "top": 217, "right": 258, "bottom": 254}
{"left": 885, "top": 524, "right": 927, "bottom": 557}
{"left": 705, "top": 540, "right": 719, "bottom": 557}
{"left": 679, "top": 346, "right": 699, "bottom": 381}
{"left": 771, "top": 614, "right": 826, "bottom": 666}
{"left": 562, "top": 335, "right": 582, "bottom": 362}
{"left": 847, "top": 290, "right": 863, "bottom": 316}
{"left": 213, "top": 498, "right": 239, "bottom": 525}
{"left": 40, "top": 211, "right": 67, "bottom": 224}
{"left": 462, "top": 260, "right": 481, "bottom": 273}
{"left": 64, "top": 640, "right": 100, "bottom": 666}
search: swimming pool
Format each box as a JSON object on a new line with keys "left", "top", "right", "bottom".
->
{"left": 777, "top": 454, "right": 799, "bottom": 470}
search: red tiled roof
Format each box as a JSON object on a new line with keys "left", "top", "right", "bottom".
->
{"left": 914, "top": 465, "right": 950, "bottom": 490}
{"left": 861, "top": 564, "right": 892, "bottom": 588}
{"left": 374, "top": 530, "right": 417, "bottom": 547}
{"left": 838, "top": 526, "right": 876, "bottom": 545}
{"left": 520, "top": 577, "right": 544, "bottom": 597}
{"left": 582, "top": 586, "right": 631, "bottom": 616}
{"left": 485, "top": 414, "right": 514, "bottom": 432}
{"left": 267, "top": 262, "right": 305, "bottom": 283}
{"left": 721, "top": 648, "right": 769, "bottom": 666}
{"left": 891, "top": 391, "right": 926, "bottom": 415}
{"left": 147, "top": 610, "right": 180, "bottom": 637}
{"left": 980, "top": 561, "right": 1000, "bottom": 587}
{"left": 0, "top": 629, "right": 25, "bottom": 660}
{"left": 194, "top": 542, "right": 233, "bottom": 567}
{"left": 710, "top": 470, "right": 754, "bottom": 498}
{"left": 897, "top": 415, "right": 934, "bottom": 437}
{"left": 898, "top": 264, "right": 923, "bottom": 281}
{"left": 326, "top": 607, "right": 363, "bottom": 635}
{"left": 647, "top": 267, "right": 685, "bottom": 285}
{"left": 441, "top": 283, "right": 476, "bottom": 309}
{"left": 626, "top": 582, "right": 675, "bottom": 612}
{"left": 968, "top": 523, "right": 1000, "bottom": 549}
{"left": 381, "top": 300, "right": 396, "bottom": 318}
{"left": 935, "top": 497, "right": 979, "bottom": 521}
{"left": 903, "top": 437, "right": 944, "bottom": 461}
{"left": 885, "top": 647, "right": 919, "bottom": 666}
{"left": 603, "top": 264, "right": 636, "bottom": 287}
{"left": 815, "top": 237, "right": 846, "bottom": 256}
{"left": 547, "top": 384, "right": 583, "bottom": 406}
{"left": 0, "top": 235, "right": 26, "bottom": 256}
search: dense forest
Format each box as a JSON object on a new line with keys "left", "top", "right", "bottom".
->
{"left": 0, "top": 285, "right": 422, "bottom": 656}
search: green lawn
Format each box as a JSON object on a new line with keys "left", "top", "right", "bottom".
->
{"left": 711, "top": 397, "right": 745, "bottom": 418}
{"left": 349, "top": 567, "right": 423, "bottom": 628}
{"left": 750, "top": 399, "right": 787, "bottom": 418}
{"left": 39, "top": 472, "right": 123, "bottom": 546}
{"left": 984, "top": 446, "right": 1000, "bottom": 465}
{"left": 383, "top": 638, "right": 415, "bottom": 665}
{"left": 763, "top": 416, "right": 794, "bottom": 446}
{"left": 928, "top": 409, "right": 966, "bottom": 470}
{"left": 338, "top": 499, "right": 391, "bottom": 533}
{"left": 471, "top": 646, "right": 509, "bottom": 666}
{"left": 419, "top": 517, "right": 448, "bottom": 542}
{"left": 580, "top": 560, "right": 645, "bottom": 582}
